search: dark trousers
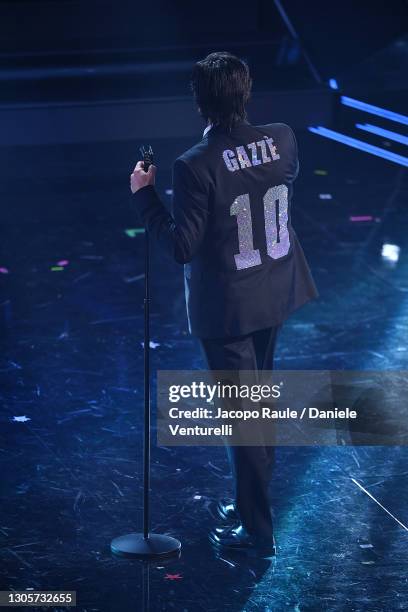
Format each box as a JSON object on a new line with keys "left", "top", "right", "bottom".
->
{"left": 200, "top": 326, "right": 279, "bottom": 538}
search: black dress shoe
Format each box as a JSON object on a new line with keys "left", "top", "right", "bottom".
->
{"left": 217, "top": 499, "right": 239, "bottom": 521}
{"left": 209, "top": 524, "right": 276, "bottom": 555}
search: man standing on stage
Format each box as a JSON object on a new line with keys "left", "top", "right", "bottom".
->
{"left": 130, "top": 52, "right": 318, "bottom": 553}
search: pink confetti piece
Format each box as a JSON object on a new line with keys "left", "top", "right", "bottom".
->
{"left": 0, "top": 267, "right": 9, "bottom": 274}
{"left": 350, "top": 216, "right": 373, "bottom": 222}
{"left": 57, "top": 260, "right": 69, "bottom": 266}
{"left": 165, "top": 574, "right": 183, "bottom": 581}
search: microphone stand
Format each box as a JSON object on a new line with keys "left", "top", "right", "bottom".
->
{"left": 111, "top": 150, "right": 181, "bottom": 559}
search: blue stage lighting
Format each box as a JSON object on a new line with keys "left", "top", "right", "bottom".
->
{"left": 308, "top": 126, "right": 408, "bottom": 167}
{"left": 355, "top": 123, "right": 408, "bottom": 146}
{"left": 341, "top": 96, "right": 408, "bottom": 126}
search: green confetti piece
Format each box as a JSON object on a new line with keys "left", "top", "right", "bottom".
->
{"left": 314, "top": 169, "right": 328, "bottom": 175}
{"left": 51, "top": 266, "right": 64, "bottom": 271}
{"left": 125, "top": 228, "right": 145, "bottom": 238}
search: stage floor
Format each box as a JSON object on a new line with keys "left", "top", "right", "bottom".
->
{"left": 1, "top": 128, "right": 407, "bottom": 611}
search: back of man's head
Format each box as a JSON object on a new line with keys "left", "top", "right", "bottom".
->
{"left": 191, "top": 52, "right": 252, "bottom": 133}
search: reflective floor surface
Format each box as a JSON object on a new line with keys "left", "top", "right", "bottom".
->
{"left": 1, "top": 126, "right": 407, "bottom": 611}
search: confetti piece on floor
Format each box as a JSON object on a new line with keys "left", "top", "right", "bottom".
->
{"left": 73, "top": 272, "right": 92, "bottom": 284}
{"left": 123, "top": 274, "right": 145, "bottom": 284}
{"left": 193, "top": 495, "right": 202, "bottom": 500}
{"left": 319, "top": 193, "right": 333, "bottom": 200}
{"left": 218, "top": 556, "right": 236, "bottom": 567}
{"left": 361, "top": 560, "right": 376, "bottom": 565}
{"left": 51, "top": 266, "right": 64, "bottom": 271}
{"left": 12, "top": 416, "right": 31, "bottom": 422}
{"left": 125, "top": 228, "right": 145, "bottom": 238}
{"left": 164, "top": 574, "right": 183, "bottom": 580}
{"left": 141, "top": 341, "right": 160, "bottom": 349}
{"left": 0, "top": 267, "right": 9, "bottom": 274}
{"left": 314, "top": 169, "right": 328, "bottom": 175}
{"left": 350, "top": 215, "right": 373, "bottom": 222}
{"left": 57, "top": 260, "right": 69, "bottom": 266}
{"left": 359, "top": 543, "right": 374, "bottom": 549}
{"left": 165, "top": 188, "right": 173, "bottom": 195}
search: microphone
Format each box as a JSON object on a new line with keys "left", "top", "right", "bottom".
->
{"left": 140, "top": 145, "right": 154, "bottom": 172}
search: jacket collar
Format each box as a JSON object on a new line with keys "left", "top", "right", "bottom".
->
{"left": 202, "top": 119, "right": 250, "bottom": 139}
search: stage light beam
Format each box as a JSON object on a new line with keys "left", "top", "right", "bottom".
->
{"left": 308, "top": 126, "right": 408, "bottom": 167}
{"left": 351, "top": 478, "right": 408, "bottom": 532}
{"left": 356, "top": 123, "right": 408, "bottom": 146}
{"left": 341, "top": 97, "right": 408, "bottom": 126}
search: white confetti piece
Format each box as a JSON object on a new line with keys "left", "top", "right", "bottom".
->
{"left": 141, "top": 341, "right": 160, "bottom": 349}
{"left": 12, "top": 416, "right": 31, "bottom": 423}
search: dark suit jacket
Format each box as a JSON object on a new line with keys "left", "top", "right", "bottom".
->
{"left": 133, "top": 120, "right": 318, "bottom": 338}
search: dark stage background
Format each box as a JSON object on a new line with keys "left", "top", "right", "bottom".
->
{"left": 1, "top": 1, "right": 408, "bottom": 611}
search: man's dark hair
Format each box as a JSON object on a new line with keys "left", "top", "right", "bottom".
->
{"left": 191, "top": 52, "right": 252, "bottom": 132}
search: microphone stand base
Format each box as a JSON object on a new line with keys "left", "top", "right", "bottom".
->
{"left": 111, "top": 533, "right": 181, "bottom": 559}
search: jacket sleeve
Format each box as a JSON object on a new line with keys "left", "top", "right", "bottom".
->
{"left": 132, "top": 158, "right": 209, "bottom": 264}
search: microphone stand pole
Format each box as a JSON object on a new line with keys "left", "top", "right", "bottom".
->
{"left": 111, "top": 219, "right": 181, "bottom": 558}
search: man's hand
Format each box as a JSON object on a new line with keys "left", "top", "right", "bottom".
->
{"left": 130, "top": 161, "right": 157, "bottom": 194}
